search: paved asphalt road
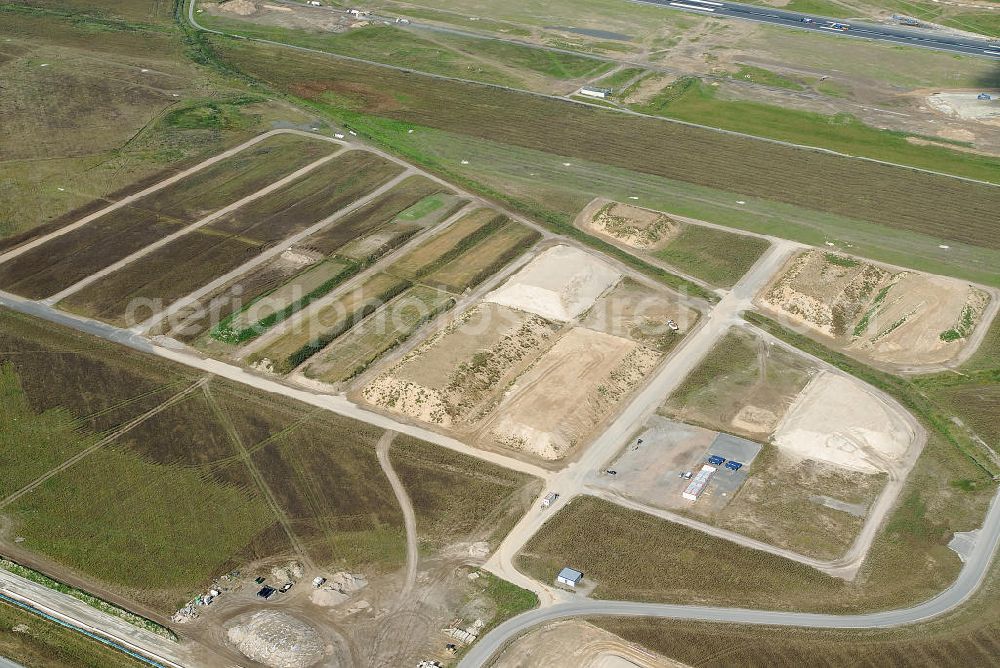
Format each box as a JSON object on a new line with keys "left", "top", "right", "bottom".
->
{"left": 0, "top": 657, "right": 25, "bottom": 668}
{"left": 461, "top": 484, "right": 1000, "bottom": 667}
{"left": 633, "top": 0, "right": 1000, "bottom": 59}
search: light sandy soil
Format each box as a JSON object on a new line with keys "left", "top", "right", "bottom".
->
{"left": 579, "top": 199, "right": 681, "bottom": 250}
{"left": 483, "top": 327, "right": 660, "bottom": 460}
{"left": 493, "top": 619, "right": 684, "bottom": 668}
{"left": 849, "top": 272, "right": 990, "bottom": 365}
{"left": 581, "top": 277, "right": 700, "bottom": 351}
{"left": 484, "top": 244, "right": 620, "bottom": 322}
{"left": 362, "top": 302, "right": 559, "bottom": 427}
{"left": 927, "top": 92, "right": 1000, "bottom": 124}
{"left": 209, "top": 0, "right": 353, "bottom": 31}
{"left": 758, "top": 249, "right": 992, "bottom": 368}
{"left": 772, "top": 370, "right": 914, "bottom": 474}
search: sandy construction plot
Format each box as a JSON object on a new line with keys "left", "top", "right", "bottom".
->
{"left": 582, "top": 277, "right": 699, "bottom": 352}
{"left": 485, "top": 327, "right": 660, "bottom": 460}
{"left": 362, "top": 303, "right": 559, "bottom": 427}
{"left": 772, "top": 371, "right": 914, "bottom": 474}
{"left": 484, "top": 244, "right": 620, "bottom": 322}
{"left": 759, "top": 249, "right": 991, "bottom": 367}
{"left": 580, "top": 198, "right": 681, "bottom": 250}
{"left": 582, "top": 199, "right": 682, "bottom": 249}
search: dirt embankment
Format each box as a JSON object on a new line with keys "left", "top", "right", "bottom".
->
{"left": 758, "top": 249, "right": 992, "bottom": 368}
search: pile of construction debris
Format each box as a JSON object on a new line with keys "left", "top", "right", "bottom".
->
{"left": 226, "top": 610, "right": 328, "bottom": 668}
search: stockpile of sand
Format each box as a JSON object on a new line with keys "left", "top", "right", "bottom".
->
{"left": 217, "top": 0, "right": 259, "bottom": 16}
{"left": 761, "top": 251, "right": 892, "bottom": 338}
{"left": 226, "top": 611, "right": 328, "bottom": 668}
{"left": 772, "top": 371, "right": 913, "bottom": 473}
{"left": 586, "top": 201, "right": 681, "bottom": 249}
{"left": 484, "top": 245, "right": 620, "bottom": 322}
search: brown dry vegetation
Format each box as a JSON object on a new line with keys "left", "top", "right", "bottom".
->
{"left": 212, "top": 39, "right": 1000, "bottom": 250}
{"left": 389, "top": 434, "right": 541, "bottom": 549}
{"left": 0, "top": 133, "right": 333, "bottom": 300}
{"left": 60, "top": 150, "right": 400, "bottom": 325}
{"left": 595, "top": 551, "right": 1000, "bottom": 667}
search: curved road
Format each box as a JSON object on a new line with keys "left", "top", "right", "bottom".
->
{"left": 460, "top": 487, "right": 1000, "bottom": 666}
{"left": 633, "top": 0, "right": 1000, "bottom": 59}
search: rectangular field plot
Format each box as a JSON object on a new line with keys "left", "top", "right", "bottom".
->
{"left": 211, "top": 257, "right": 360, "bottom": 344}
{"left": 298, "top": 176, "right": 458, "bottom": 257}
{"left": 251, "top": 272, "right": 411, "bottom": 374}
{"left": 661, "top": 327, "right": 817, "bottom": 441}
{"left": 362, "top": 303, "right": 560, "bottom": 428}
{"left": 422, "top": 222, "right": 541, "bottom": 293}
{"left": 60, "top": 151, "right": 401, "bottom": 326}
{"left": 0, "top": 133, "right": 335, "bottom": 299}
{"left": 154, "top": 177, "right": 456, "bottom": 344}
{"left": 483, "top": 327, "right": 661, "bottom": 460}
{"left": 384, "top": 208, "right": 507, "bottom": 279}
{"left": 303, "top": 285, "right": 455, "bottom": 383}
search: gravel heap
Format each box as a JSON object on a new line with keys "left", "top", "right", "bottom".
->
{"left": 226, "top": 611, "right": 328, "bottom": 668}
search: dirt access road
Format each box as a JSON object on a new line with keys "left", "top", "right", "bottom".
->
{"left": 375, "top": 430, "right": 418, "bottom": 605}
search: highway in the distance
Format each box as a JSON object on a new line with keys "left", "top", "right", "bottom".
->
{"left": 632, "top": 0, "right": 1000, "bottom": 59}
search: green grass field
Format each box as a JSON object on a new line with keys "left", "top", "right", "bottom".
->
{"left": 654, "top": 225, "right": 770, "bottom": 287}
{"left": 0, "top": 3, "right": 319, "bottom": 241}
{"left": 296, "top": 115, "right": 1000, "bottom": 289}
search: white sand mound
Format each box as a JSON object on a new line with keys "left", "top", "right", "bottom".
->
{"left": 772, "top": 371, "right": 912, "bottom": 473}
{"left": 226, "top": 611, "right": 328, "bottom": 668}
{"left": 484, "top": 245, "right": 620, "bottom": 322}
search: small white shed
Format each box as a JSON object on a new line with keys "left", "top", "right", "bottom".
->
{"left": 557, "top": 567, "right": 583, "bottom": 587}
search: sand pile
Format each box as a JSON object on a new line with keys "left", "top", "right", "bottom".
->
{"left": 226, "top": 611, "right": 328, "bottom": 668}
{"left": 587, "top": 201, "right": 681, "bottom": 249}
{"left": 484, "top": 245, "right": 620, "bottom": 322}
{"left": 772, "top": 371, "right": 912, "bottom": 473}
{"left": 218, "top": 0, "right": 259, "bottom": 16}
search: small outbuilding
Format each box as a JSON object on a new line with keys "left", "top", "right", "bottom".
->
{"left": 557, "top": 567, "right": 584, "bottom": 587}
{"left": 579, "top": 86, "right": 612, "bottom": 99}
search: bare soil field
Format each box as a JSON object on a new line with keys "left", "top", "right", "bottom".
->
{"left": 302, "top": 285, "right": 456, "bottom": 383}
{"left": 718, "top": 445, "right": 885, "bottom": 560}
{"left": 0, "top": 134, "right": 333, "bottom": 299}
{"left": 362, "top": 303, "right": 560, "bottom": 428}
{"left": 60, "top": 151, "right": 401, "bottom": 326}
{"left": 758, "top": 250, "right": 993, "bottom": 368}
{"left": 582, "top": 278, "right": 700, "bottom": 353}
{"left": 493, "top": 619, "right": 681, "bottom": 668}
{"left": 576, "top": 198, "right": 770, "bottom": 288}
{"left": 484, "top": 244, "right": 621, "bottom": 322}
{"left": 772, "top": 370, "right": 914, "bottom": 474}
{"left": 483, "top": 327, "right": 660, "bottom": 460}
{"left": 582, "top": 200, "right": 682, "bottom": 250}
{"left": 661, "top": 327, "right": 816, "bottom": 441}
